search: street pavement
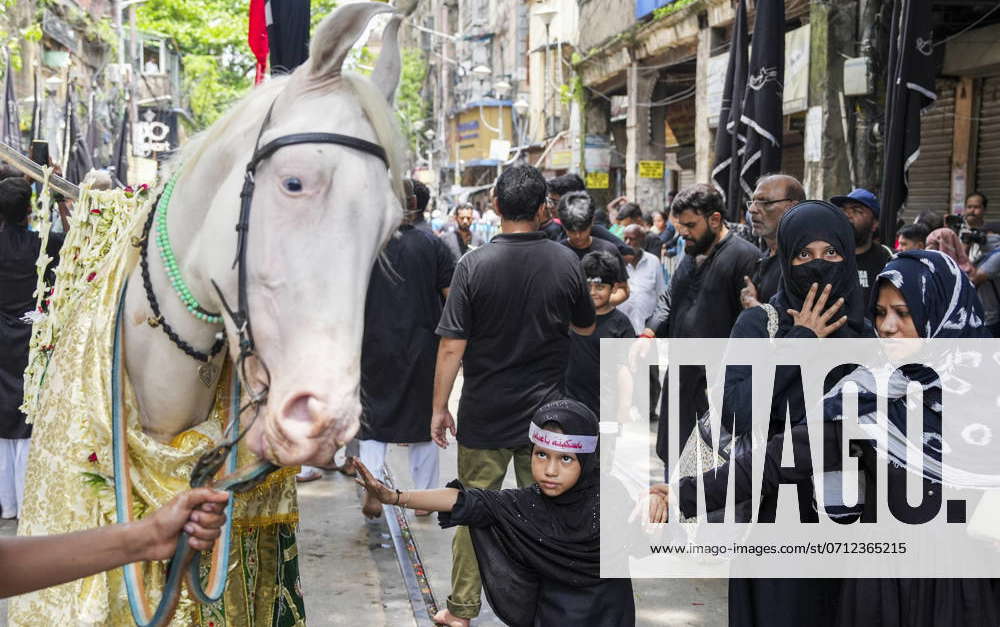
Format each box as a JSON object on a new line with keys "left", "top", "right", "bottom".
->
{"left": 0, "top": 373, "right": 728, "bottom": 626}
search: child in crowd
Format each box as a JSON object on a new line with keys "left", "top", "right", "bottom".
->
{"left": 565, "top": 251, "right": 636, "bottom": 419}
{"left": 354, "top": 400, "right": 638, "bottom": 627}
{"left": 896, "top": 222, "right": 929, "bottom": 252}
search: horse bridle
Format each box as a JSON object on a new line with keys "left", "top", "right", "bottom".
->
{"left": 209, "top": 97, "right": 390, "bottom": 441}
{"left": 118, "top": 99, "right": 392, "bottom": 627}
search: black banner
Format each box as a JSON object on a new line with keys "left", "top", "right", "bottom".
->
{"left": 711, "top": 0, "right": 749, "bottom": 221}
{"left": 739, "top": 0, "right": 785, "bottom": 198}
{"left": 880, "top": 0, "right": 936, "bottom": 245}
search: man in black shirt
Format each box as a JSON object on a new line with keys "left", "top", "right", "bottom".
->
{"left": 740, "top": 173, "right": 804, "bottom": 309}
{"left": 442, "top": 204, "right": 478, "bottom": 260}
{"left": 639, "top": 184, "right": 759, "bottom": 466}
{"left": 432, "top": 164, "right": 596, "bottom": 626}
{"left": 830, "top": 188, "right": 893, "bottom": 294}
{"left": 558, "top": 191, "right": 630, "bottom": 306}
{"left": 565, "top": 251, "right": 635, "bottom": 417}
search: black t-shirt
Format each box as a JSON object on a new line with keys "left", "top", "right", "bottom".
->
{"left": 561, "top": 237, "right": 628, "bottom": 283}
{"left": 855, "top": 244, "right": 894, "bottom": 296}
{"left": 564, "top": 308, "right": 635, "bottom": 416}
{"left": 752, "top": 252, "right": 782, "bottom": 305}
{"left": 437, "top": 232, "right": 596, "bottom": 449}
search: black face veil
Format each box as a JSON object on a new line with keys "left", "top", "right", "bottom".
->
{"left": 774, "top": 200, "right": 868, "bottom": 337}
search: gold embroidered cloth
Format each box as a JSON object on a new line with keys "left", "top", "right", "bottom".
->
{"left": 9, "top": 192, "right": 301, "bottom": 626}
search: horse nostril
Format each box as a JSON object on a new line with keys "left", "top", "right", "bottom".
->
{"left": 279, "top": 394, "right": 329, "bottom": 440}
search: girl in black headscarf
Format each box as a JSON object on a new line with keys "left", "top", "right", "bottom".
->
{"left": 354, "top": 399, "right": 635, "bottom": 627}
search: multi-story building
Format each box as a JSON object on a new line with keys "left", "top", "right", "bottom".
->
{"left": 401, "top": 0, "right": 581, "bottom": 210}
{"left": 575, "top": 0, "right": 1000, "bottom": 220}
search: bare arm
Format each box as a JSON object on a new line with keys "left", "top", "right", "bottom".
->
{"left": 431, "top": 337, "right": 467, "bottom": 448}
{"left": 610, "top": 281, "right": 630, "bottom": 306}
{"left": 355, "top": 459, "right": 460, "bottom": 512}
{"left": 0, "top": 488, "right": 228, "bottom": 599}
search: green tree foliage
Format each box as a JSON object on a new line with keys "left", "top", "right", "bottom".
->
{"left": 136, "top": 0, "right": 338, "bottom": 129}
{"left": 396, "top": 48, "right": 428, "bottom": 154}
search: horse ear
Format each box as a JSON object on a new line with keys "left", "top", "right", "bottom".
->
{"left": 308, "top": 2, "right": 395, "bottom": 81}
{"left": 372, "top": 15, "right": 403, "bottom": 103}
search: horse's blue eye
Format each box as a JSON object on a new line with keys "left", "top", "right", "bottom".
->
{"left": 283, "top": 177, "right": 303, "bottom": 192}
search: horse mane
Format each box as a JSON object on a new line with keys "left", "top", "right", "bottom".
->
{"left": 169, "top": 70, "right": 406, "bottom": 208}
{"left": 342, "top": 71, "right": 407, "bottom": 207}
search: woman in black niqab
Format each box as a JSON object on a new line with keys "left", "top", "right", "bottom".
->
{"left": 720, "top": 201, "right": 873, "bottom": 627}
{"left": 353, "top": 399, "right": 635, "bottom": 627}
{"left": 732, "top": 199, "right": 870, "bottom": 340}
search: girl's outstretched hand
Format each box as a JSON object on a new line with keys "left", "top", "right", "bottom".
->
{"left": 352, "top": 458, "right": 396, "bottom": 505}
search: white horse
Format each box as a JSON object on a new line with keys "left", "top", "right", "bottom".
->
{"left": 12, "top": 3, "right": 406, "bottom": 624}
{"left": 123, "top": 2, "right": 405, "bottom": 467}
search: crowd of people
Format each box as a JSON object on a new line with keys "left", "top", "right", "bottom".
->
{"left": 2, "top": 152, "right": 1000, "bottom": 626}
{"left": 348, "top": 162, "right": 1000, "bottom": 627}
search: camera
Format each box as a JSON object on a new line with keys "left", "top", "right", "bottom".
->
{"left": 945, "top": 214, "right": 988, "bottom": 246}
{"left": 961, "top": 227, "right": 988, "bottom": 246}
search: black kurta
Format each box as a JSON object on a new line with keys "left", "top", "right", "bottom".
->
{"left": 0, "top": 226, "right": 62, "bottom": 439}
{"left": 360, "top": 226, "right": 454, "bottom": 443}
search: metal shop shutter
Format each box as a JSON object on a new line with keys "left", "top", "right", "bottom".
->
{"left": 976, "top": 76, "right": 1000, "bottom": 221}
{"left": 905, "top": 78, "right": 957, "bottom": 221}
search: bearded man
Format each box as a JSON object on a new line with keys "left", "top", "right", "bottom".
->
{"left": 639, "top": 184, "right": 758, "bottom": 469}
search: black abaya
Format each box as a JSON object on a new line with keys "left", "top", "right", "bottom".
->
{"left": 0, "top": 226, "right": 61, "bottom": 439}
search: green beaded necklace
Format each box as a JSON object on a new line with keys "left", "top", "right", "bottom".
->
{"left": 154, "top": 174, "right": 223, "bottom": 324}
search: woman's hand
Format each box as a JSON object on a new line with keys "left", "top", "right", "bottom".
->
{"left": 140, "top": 488, "right": 230, "bottom": 561}
{"left": 786, "top": 283, "right": 847, "bottom": 338}
{"left": 648, "top": 493, "right": 668, "bottom": 523}
{"left": 352, "top": 458, "right": 396, "bottom": 505}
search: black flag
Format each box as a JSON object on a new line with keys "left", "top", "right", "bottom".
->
{"left": 267, "top": 0, "right": 311, "bottom": 74}
{"left": 1, "top": 56, "right": 21, "bottom": 152}
{"left": 112, "top": 107, "right": 129, "bottom": 187}
{"left": 711, "top": 0, "right": 749, "bottom": 221}
{"left": 880, "top": 0, "right": 935, "bottom": 246}
{"left": 62, "top": 89, "right": 94, "bottom": 185}
{"left": 739, "top": 0, "right": 784, "bottom": 197}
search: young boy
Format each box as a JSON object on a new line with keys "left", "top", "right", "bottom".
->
{"left": 564, "top": 250, "right": 635, "bottom": 418}
{"left": 897, "top": 222, "right": 929, "bottom": 252}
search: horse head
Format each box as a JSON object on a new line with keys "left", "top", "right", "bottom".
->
{"left": 171, "top": 3, "right": 406, "bottom": 466}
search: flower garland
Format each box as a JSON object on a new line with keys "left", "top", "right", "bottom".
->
{"left": 20, "top": 177, "right": 153, "bottom": 419}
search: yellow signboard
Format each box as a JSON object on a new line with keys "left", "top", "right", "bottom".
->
{"left": 586, "top": 171, "right": 609, "bottom": 189}
{"left": 639, "top": 160, "right": 665, "bottom": 179}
